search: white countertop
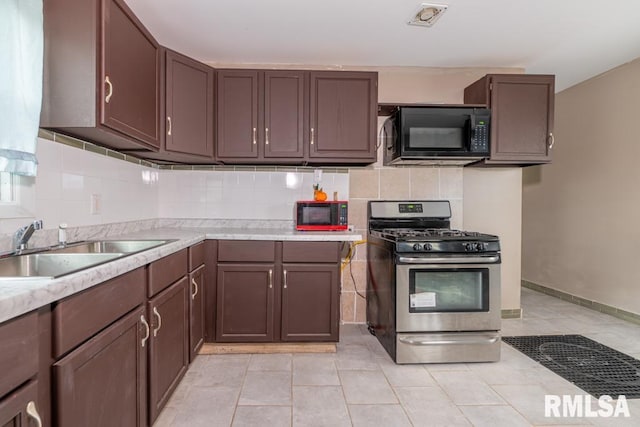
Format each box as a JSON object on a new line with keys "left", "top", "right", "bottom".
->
{"left": 0, "top": 227, "right": 362, "bottom": 324}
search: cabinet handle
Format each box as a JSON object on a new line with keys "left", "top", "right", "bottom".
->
{"left": 26, "top": 401, "right": 42, "bottom": 427}
{"left": 152, "top": 307, "right": 162, "bottom": 337}
{"left": 548, "top": 132, "right": 555, "bottom": 149}
{"left": 140, "top": 315, "right": 150, "bottom": 347}
{"left": 311, "top": 127, "right": 315, "bottom": 145}
{"left": 252, "top": 127, "right": 257, "bottom": 145}
{"left": 167, "top": 116, "right": 172, "bottom": 136}
{"left": 191, "top": 277, "right": 198, "bottom": 300}
{"left": 283, "top": 269, "right": 287, "bottom": 289}
{"left": 265, "top": 127, "right": 269, "bottom": 145}
{"left": 105, "top": 76, "right": 113, "bottom": 103}
{"left": 269, "top": 269, "right": 273, "bottom": 289}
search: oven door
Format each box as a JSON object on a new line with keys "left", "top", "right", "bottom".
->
{"left": 395, "top": 255, "right": 501, "bottom": 332}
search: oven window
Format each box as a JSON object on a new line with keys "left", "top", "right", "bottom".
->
{"left": 408, "top": 268, "right": 489, "bottom": 313}
{"left": 302, "top": 206, "right": 331, "bottom": 225}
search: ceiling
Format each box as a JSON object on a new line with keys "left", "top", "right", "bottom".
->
{"left": 126, "top": 0, "right": 640, "bottom": 92}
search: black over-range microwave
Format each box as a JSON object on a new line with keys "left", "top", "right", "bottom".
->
{"left": 383, "top": 106, "right": 491, "bottom": 166}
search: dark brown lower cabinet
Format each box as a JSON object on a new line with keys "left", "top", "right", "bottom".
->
{"left": 53, "top": 306, "right": 147, "bottom": 427}
{"left": 189, "top": 264, "right": 206, "bottom": 361}
{"left": 0, "top": 380, "right": 41, "bottom": 427}
{"left": 216, "top": 264, "right": 275, "bottom": 342}
{"left": 214, "top": 240, "right": 341, "bottom": 343}
{"left": 148, "top": 277, "right": 189, "bottom": 424}
{"left": 281, "top": 264, "right": 339, "bottom": 341}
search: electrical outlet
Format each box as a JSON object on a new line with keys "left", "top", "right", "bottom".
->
{"left": 90, "top": 193, "right": 101, "bottom": 215}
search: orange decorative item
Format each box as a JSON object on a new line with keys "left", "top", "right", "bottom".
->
{"left": 313, "top": 184, "right": 328, "bottom": 201}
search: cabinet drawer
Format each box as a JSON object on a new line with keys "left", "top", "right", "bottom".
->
{"left": 189, "top": 241, "right": 205, "bottom": 271}
{"left": 148, "top": 248, "right": 188, "bottom": 296}
{"left": 218, "top": 240, "right": 275, "bottom": 262}
{"left": 282, "top": 241, "right": 341, "bottom": 263}
{"left": 0, "top": 312, "right": 38, "bottom": 398}
{"left": 53, "top": 267, "right": 146, "bottom": 358}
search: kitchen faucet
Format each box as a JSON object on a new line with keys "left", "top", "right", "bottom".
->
{"left": 13, "top": 220, "right": 44, "bottom": 253}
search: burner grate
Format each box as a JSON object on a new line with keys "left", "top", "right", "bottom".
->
{"left": 503, "top": 335, "right": 640, "bottom": 398}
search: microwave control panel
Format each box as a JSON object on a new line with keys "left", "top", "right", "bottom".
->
{"left": 339, "top": 203, "right": 348, "bottom": 225}
{"left": 470, "top": 116, "right": 490, "bottom": 153}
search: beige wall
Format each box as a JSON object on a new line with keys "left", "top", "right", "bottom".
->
{"left": 339, "top": 66, "right": 525, "bottom": 322}
{"left": 463, "top": 168, "right": 523, "bottom": 311}
{"left": 522, "top": 57, "right": 640, "bottom": 315}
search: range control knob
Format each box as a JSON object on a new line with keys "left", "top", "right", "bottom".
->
{"left": 412, "top": 243, "right": 422, "bottom": 251}
{"left": 423, "top": 243, "right": 433, "bottom": 251}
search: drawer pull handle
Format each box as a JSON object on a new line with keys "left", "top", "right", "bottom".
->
{"left": 167, "top": 116, "right": 172, "bottom": 136}
{"left": 191, "top": 277, "right": 198, "bottom": 299}
{"left": 140, "top": 315, "right": 150, "bottom": 347}
{"left": 269, "top": 269, "right": 273, "bottom": 289}
{"left": 26, "top": 401, "right": 42, "bottom": 427}
{"left": 283, "top": 269, "right": 288, "bottom": 289}
{"left": 153, "top": 307, "right": 162, "bottom": 337}
{"left": 105, "top": 76, "right": 113, "bottom": 103}
{"left": 548, "top": 132, "right": 555, "bottom": 149}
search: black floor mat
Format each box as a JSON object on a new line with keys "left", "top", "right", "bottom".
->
{"left": 503, "top": 335, "right": 640, "bottom": 399}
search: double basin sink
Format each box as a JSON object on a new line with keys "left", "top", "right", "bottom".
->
{"left": 0, "top": 240, "right": 173, "bottom": 280}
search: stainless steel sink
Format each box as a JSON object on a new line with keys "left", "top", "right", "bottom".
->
{"left": 0, "top": 253, "right": 125, "bottom": 279}
{"left": 0, "top": 239, "right": 174, "bottom": 280}
{"left": 49, "top": 240, "right": 171, "bottom": 255}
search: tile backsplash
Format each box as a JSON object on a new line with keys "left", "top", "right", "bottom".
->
{"left": 158, "top": 169, "right": 349, "bottom": 220}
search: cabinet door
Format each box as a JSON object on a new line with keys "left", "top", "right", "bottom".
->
{"left": 53, "top": 307, "right": 148, "bottom": 427}
{"left": 165, "top": 50, "right": 215, "bottom": 159}
{"left": 309, "top": 71, "right": 377, "bottom": 162}
{"left": 488, "top": 75, "right": 554, "bottom": 163}
{"left": 281, "top": 264, "right": 339, "bottom": 341}
{"left": 216, "top": 70, "right": 261, "bottom": 159}
{"left": 189, "top": 265, "right": 206, "bottom": 361}
{"left": 0, "top": 380, "right": 42, "bottom": 427}
{"left": 101, "top": 0, "right": 161, "bottom": 148}
{"left": 264, "top": 71, "right": 305, "bottom": 159}
{"left": 148, "top": 277, "right": 189, "bottom": 424}
{"left": 216, "top": 264, "right": 275, "bottom": 342}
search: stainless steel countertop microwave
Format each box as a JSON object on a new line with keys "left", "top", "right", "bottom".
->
{"left": 383, "top": 106, "right": 491, "bottom": 166}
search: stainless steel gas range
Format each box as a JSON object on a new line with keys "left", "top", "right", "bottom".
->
{"left": 366, "top": 200, "right": 501, "bottom": 364}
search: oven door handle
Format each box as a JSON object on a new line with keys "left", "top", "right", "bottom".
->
{"left": 399, "top": 335, "right": 500, "bottom": 346}
{"left": 397, "top": 255, "right": 500, "bottom": 264}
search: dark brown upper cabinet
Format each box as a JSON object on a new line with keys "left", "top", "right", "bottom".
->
{"left": 217, "top": 69, "right": 378, "bottom": 165}
{"left": 41, "top": 0, "right": 162, "bottom": 152}
{"left": 134, "top": 49, "right": 215, "bottom": 163}
{"left": 216, "top": 70, "right": 306, "bottom": 163}
{"left": 309, "top": 71, "right": 378, "bottom": 163}
{"left": 464, "top": 74, "right": 555, "bottom": 165}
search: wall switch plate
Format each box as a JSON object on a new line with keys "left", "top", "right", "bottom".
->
{"left": 90, "top": 193, "right": 101, "bottom": 215}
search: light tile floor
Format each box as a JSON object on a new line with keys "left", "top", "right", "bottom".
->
{"left": 154, "top": 288, "right": 640, "bottom": 426}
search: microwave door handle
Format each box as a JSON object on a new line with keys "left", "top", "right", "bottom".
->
{"left": 469, "top": 114, "right": 476, "bottom": 142}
